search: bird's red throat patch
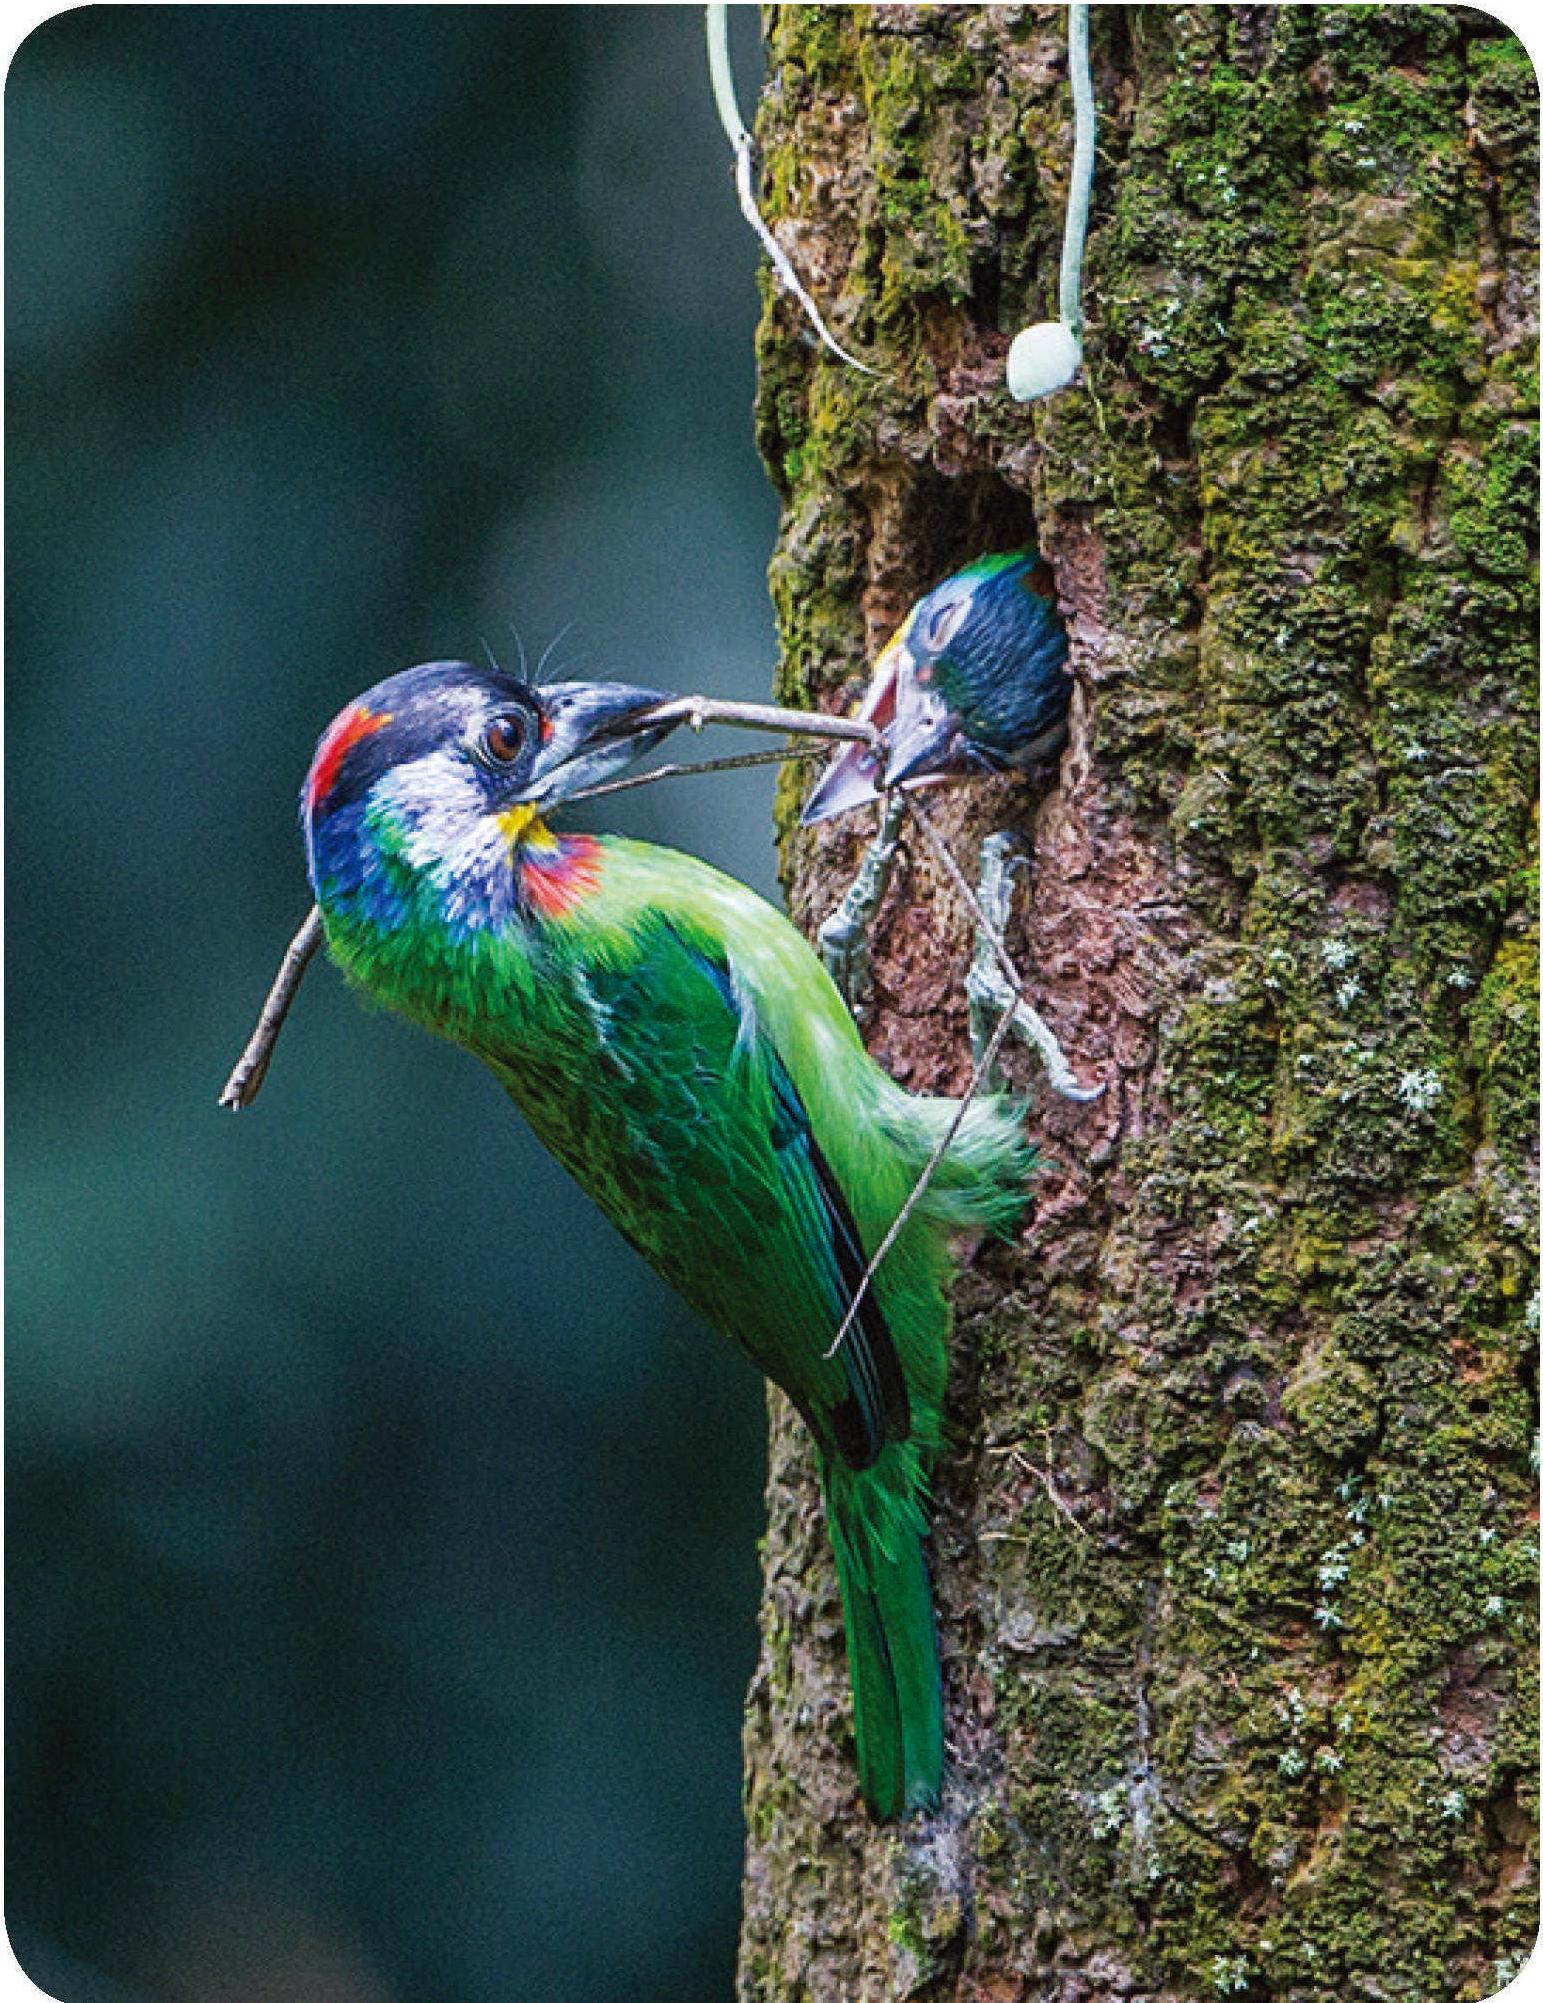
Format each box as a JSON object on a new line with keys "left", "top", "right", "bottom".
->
{"left": 519, "top": 834, "right": 603, "bottom": 919}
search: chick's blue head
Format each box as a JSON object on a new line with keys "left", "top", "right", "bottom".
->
{"left": 903, "top": 550, "right": 1070, "bottom": 767}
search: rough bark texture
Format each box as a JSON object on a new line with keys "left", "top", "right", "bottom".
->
{"left": 736, "top": 9, "right": 1538, "bottom": 2001}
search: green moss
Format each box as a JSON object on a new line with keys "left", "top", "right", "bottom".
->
{"left": 776, "top": 7, "right": 846, "bottom": 89}
{"left": 1281, "top": 1346, "right": 1382, "bottom": 1458}
{"left": 1471, "top": 932, "right": 1542, "bottom": 1166}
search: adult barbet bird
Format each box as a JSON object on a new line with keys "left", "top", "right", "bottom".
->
{"left": 301, "top": 660, "right": 1034, "bottom": 1819}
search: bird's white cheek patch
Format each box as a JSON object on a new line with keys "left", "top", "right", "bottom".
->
{"left": 373, "top": 752, "right": 509, "bottom": 888}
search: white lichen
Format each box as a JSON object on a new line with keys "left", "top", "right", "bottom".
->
{"left": 1397, "top": 1068, "right": 1443, "bottom": 1113}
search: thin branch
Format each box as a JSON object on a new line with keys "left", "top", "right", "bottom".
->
{"left": 985, "top": 1434, "right": 1091, "bottom": 1538}
{"left": 570, "top": 742, "right": 824, "bottom": 804}
{"left": 825, "top": 985, "right": 1021, "bottom": 1362}
{"left": 218, "top": 906, "right": 324, "bottom": 1110}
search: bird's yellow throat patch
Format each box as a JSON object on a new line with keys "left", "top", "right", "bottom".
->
{"left": 497, "top": 803, "right": 555, "bottom": 852}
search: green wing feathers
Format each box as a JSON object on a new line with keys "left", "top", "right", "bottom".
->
{"left": 574, "top": 848, "right": 1033, "bottom": 1817}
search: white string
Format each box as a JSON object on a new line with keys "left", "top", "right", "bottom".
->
{"left": 705, "top": 4, "right": 878, "bottom": 377}
{"left": 1059, "top": 2, "right": 1095, "bottom": 339}
{"left": 1006, "top": 2, "right": 1096, "bottom": 403}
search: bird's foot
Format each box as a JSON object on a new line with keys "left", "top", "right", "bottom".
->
{"left": 818, "top": 795, "right": 906, "bottom": 1020}
{"left": 967, "top": 832, "right": 1103, "bottom": 1102}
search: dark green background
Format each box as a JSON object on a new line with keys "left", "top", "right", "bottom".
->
{"left": 8, "top": 8, "right": 784, "bottom": 1998}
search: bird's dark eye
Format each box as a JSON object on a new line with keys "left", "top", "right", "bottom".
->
{"left": 478, "top": 711, "right": 528, "bottom": 766}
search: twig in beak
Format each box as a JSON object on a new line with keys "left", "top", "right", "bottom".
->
{"left": 219, "top": 703, "right": 869, "bottom": 1113}
{"left": 638, "top": 694, "right": 880, "bottom": 748}
{"left": 218, "top": 906, "right": 324, "bottom": 1110}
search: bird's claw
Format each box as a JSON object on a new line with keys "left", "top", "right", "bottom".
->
{"left": 818, "top": 795, "right": 906, "bottom": 1020}
{"left": 969, "top": 834, "right": 1103, "bottom": 1102}
{"left": 819, "top": 908, "right": 876, "bottom": 1020}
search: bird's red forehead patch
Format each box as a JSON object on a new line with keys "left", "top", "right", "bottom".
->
{"left": 306, "top": 703, "right": 392, "bottom": 810}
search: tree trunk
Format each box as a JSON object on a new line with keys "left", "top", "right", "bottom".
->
{"left": 737, "top": 8, "right": 1538, "bottom": 2000}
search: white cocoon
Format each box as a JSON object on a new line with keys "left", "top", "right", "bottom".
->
{"left": 1006, "top": 321, "right": 1082, "bottom": 404}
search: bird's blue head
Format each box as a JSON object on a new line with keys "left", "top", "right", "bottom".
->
{"left": 802, "top": 551, "right": 1071, "bottom": 824}
{"left": 893, "top": 551, "right": 1069, "bottom": 772}
{"left": 302, "top": 661, "right": 675, "bottom": 931}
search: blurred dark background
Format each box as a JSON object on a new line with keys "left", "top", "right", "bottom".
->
{"left": 8, "top": 9, "right": 782, "bottom": 1999}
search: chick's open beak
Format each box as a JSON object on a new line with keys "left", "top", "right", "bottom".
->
{"left": 800, "top": 635, "right": 906, "bottom": 827}
{"left": 524, "top": 681, "right": 679, "bottom": 804}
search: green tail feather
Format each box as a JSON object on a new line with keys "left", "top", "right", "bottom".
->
{"left": 822, "top": 1448, "right": 943, "bottom": 1821}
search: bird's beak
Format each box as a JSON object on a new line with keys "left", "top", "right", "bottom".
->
{"left": 881, "top": 680, "right": 969, "bottom": 790}
{"left": 800, "top": 636, "right": 906, "bottom": 827}
{"left": 800, "top": 741, "right": 887, "bottom": 825}
{"left": 524, "top": 680, "right": 680, "bottom": 804}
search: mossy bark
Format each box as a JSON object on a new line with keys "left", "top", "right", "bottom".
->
{"left": 738, "top": 8, "right": 1538, "bottom": 2000}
